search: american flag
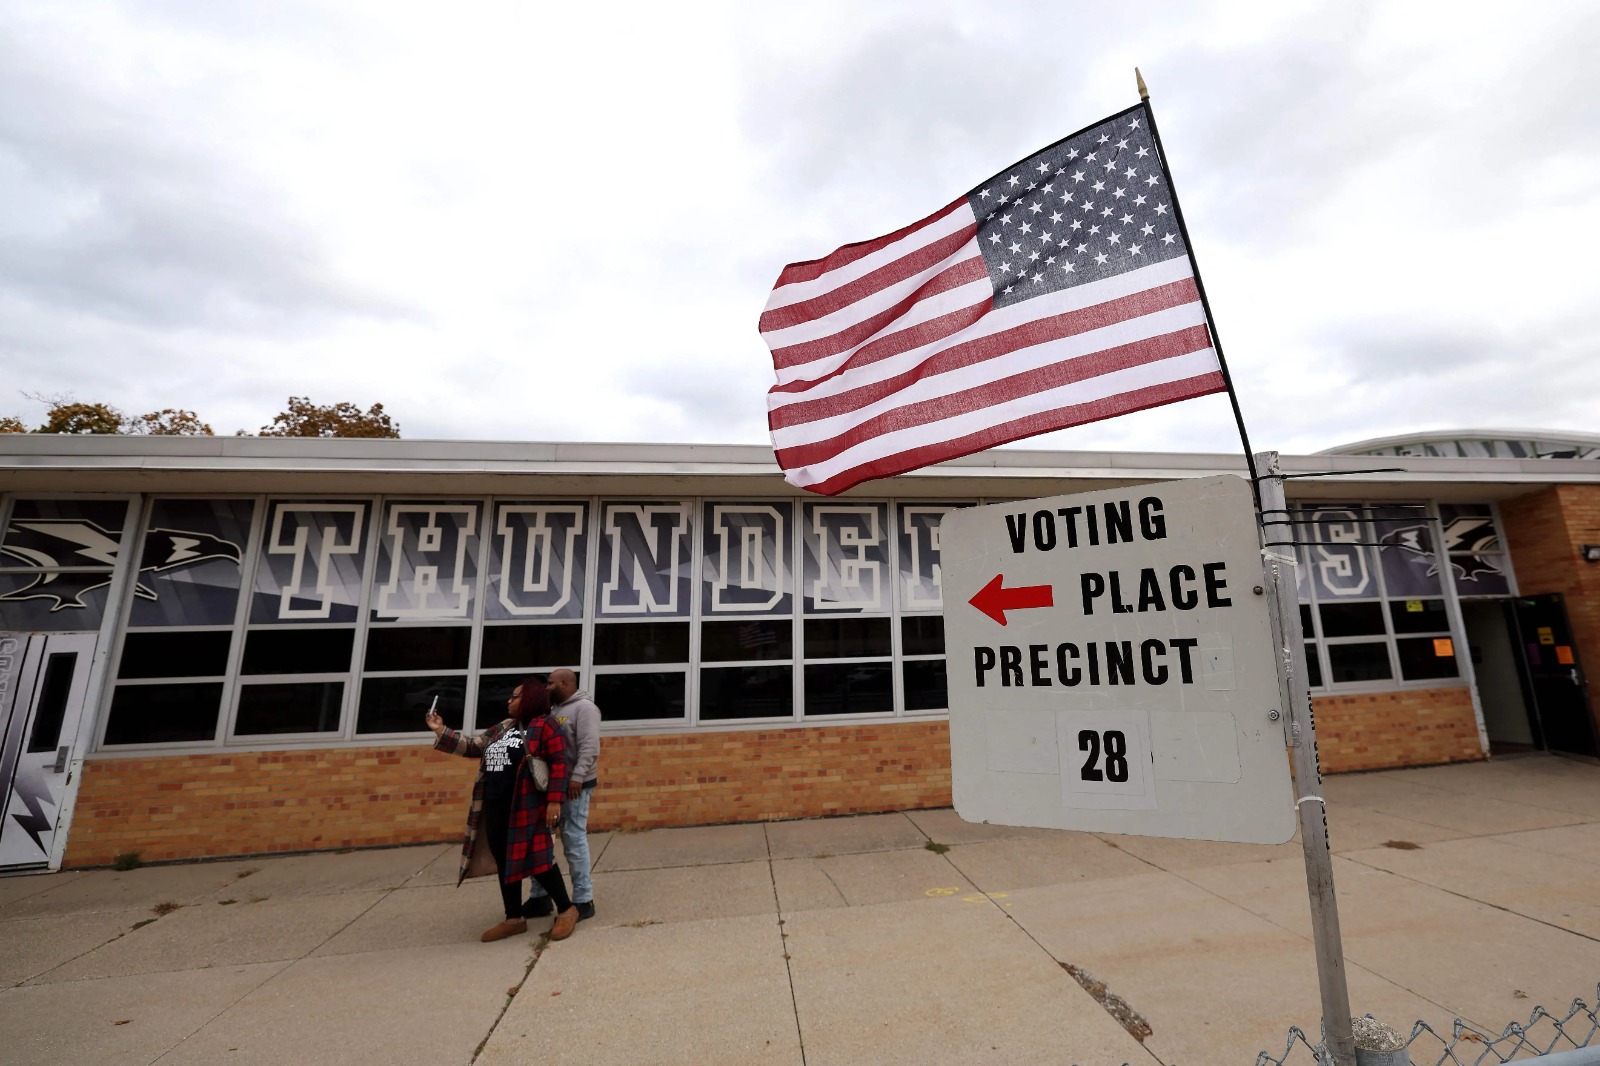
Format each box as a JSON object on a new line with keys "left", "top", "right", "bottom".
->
{"left": 760, "top": 103, "right": 1227, "bottom": 496}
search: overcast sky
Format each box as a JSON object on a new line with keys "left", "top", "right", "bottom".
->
{"left": 2, "top": 1, "right": 1596, "bottom": 457}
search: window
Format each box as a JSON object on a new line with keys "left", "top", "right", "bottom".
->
{"left": 1295, "top": 503, "right": 1463, "bottom": 689}
{"left": 103, "top": 498, "right": 249, "bottom": 747}
{"left": 0, "top": 498, "right": 131, "bottom": 632}
{"left": 357, "top": 498, "right": 478, "bottom": 735}
{"left": 801, "top": 502, "right": 892, "bottom": 717}
{"left": 90, "top": 491, "right": 997, "bottom": 751}
{"left": 1438, "top": 504, "right": 1511, "bottom": 597}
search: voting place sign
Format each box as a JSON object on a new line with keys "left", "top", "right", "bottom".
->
{"left": 941, "top": 475, "right": 1294, "bottom": 844}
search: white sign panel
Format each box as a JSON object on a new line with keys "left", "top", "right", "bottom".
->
{"left": 941, "top": 475, "right": 1294, "bottom": 844}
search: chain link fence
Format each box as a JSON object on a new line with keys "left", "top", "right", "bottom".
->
{"left": 1254, "top": 984, "right": 1600, "bottom": 1065}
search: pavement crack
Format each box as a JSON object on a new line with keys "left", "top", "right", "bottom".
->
{"left": 927, "top": 848, "right": 1167, "bottom": 1065}
{"left": 1342, "top": 853, "right": 1600, "bottom": 946}
{"left": 145, "top": 961, "right": 292, "bottom": 1065}
{"left": 764, "top": 823, "right": 808, "bottom": 1066}
{"left": 471, "top": 937, "right": 548, "bottom": 1063}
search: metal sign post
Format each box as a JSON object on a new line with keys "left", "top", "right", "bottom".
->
{"left": 1256, "top": 451, "right": 1356, "bottom": 1066}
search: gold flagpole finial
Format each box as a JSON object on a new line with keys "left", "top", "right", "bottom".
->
{"left": 1136, "top": 68, "right": 1149, "bottom": 101}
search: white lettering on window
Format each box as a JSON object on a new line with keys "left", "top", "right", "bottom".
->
{"left": 495, "top": 504, "right": 584, "bottom": 617}
{"left": 374, "top": 504, "right": 477, "bottom": 619}
{"left": 900, "top": 506, "right": 952, "bottom": 610}
{"left": 710, "top": 505, "right": 785, "bottom": 613}
{"left": 1312, "top": 510, "right": 1372, "bottom": 597}
{"left": 267, "top": 504, "right": 365, "bottom": 620}
{"left": 809, "top": 505, "right": 884, "bottom": 611}
{"left": 602, "top": 504, "right": 690, "bottom": 615}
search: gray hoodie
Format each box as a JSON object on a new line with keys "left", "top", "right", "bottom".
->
{"left": 552, "top": 689, "right": 601, "bottom": 785}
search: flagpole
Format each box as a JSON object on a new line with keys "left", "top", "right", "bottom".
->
{"left": 1135, "top": 69, "right": 1262, "bottom": 514}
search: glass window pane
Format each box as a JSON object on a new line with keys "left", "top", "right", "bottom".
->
{"left": 472, "top": 672, "right": 581, "bottom": 729}
{"left": 25, "top": 652, "right": 76, "bottom": 753}
{"left": 484, "top": 502, "right": 588, "bottom": 621}
{"left": 701, "top": 502, "right": 792, "bottom": 616}
{"left": 700, "top": 620, "right": 791, "bottom": 662}
{"left": 118, "top": 631, "right": 232, "bottom": 679}
{"left": 1326, "top": 642, "right": 1393, "bottom": 683}
{"left": 802, "top": 502, "right": 888, "bottom": 613}
{"left": 805, "top": 618, "right": 892, "bottom": 659}
{"left": 364, "top": 626, "right": 471, "bottom": 672}
{"left": 1299, "top": 603, "right": 1314, "bottom": 634}
{"left": 1439, "top": 505, "right": 1511, "bottom": 596}
{"left": 1397, "top": 636, "right": 1461, "bottom": 681}
{"left": 1373, "top": 506, "right": 1443, "bottom": 598}
{"left": 594, "top": 671, "right": 685, "bottom": 721}
{"left": 479, "top": 624, "right": 583, "bottom": 670}
{"left": 804, "top": 663, "right": 892, "bottom": 716}
{"left": 250, "top": 501, "right": 371, "bottom": 624}
{"left": 1451, "top": 552, "right": 1511, "bottom": 597}
{"left": 130, "top": 498, "right": 254, "bottom": 627}
{"left": 1303, "top": 507, "right": 1381, "bottom": 600}
{"left": 1387, "top": 599, "right": 1450, "bottom": 635}
{"left": 597, "top": 502, "right": 692, "bottom": 617}
{"left": 356, "top": 675, "right": 467, "bottom": 734}
{"left": 897, "top": 504, "right": 963, "bottom": 612}
{"left": 593, "top": 622, "right": 689, "bottom": 665}
{"left": 700, "top": 665, "right": 793, "bottom": 720}
{"left": 0, "top": 572, "right": 114, "bottom": 632}
{"left": 371, "top": 502, "right": 480, "bottom": 621}
{"left": 0, "top": 497, "right": 128, "bottom": 629}
{"left": 1303, "top": 643, "right": 1323, "bottom": 688}
{"left": 2, "top": 498, "right": 128, "bottom": 552}
{"left": 1319, "top": 602, "right": 1386, "bottom": 638}
{"left": 103, "top": 682, "right": 223, "bottom": 745}
{"left": 901, "top": 616, "right": 945, "bottom": 656}
{"left": 902, "top": 659, "right": 948, "bottom": 711}
{"left": 235, "top": 681, "right": 346, "bottom": 735}
{"left": 241, "top": 628, "right": 355, "bottom": 675}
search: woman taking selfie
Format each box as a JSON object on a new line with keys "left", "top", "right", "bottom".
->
{"left": 427, "top": 677, "right": 581, "bottom": 942}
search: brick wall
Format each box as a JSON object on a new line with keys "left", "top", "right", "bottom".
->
{"left": 1311, "top": 685, "right": 1483, "bottom": 772}
{"left": 1501, "top": 484, "right": 1600, "bottom": 729}
{"left": 63, "top": 721, "right": 954, "bottom": 868}
{"left": 65, "top": 687, "right": 1481, "bottom": 867}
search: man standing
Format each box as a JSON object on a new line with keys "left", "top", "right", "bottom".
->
{"left": 527, "top": 668, "right": 600, "bottom": 920}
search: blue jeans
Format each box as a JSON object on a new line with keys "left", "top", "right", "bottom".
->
{"left": 529, "top": 786, "right": 593, "bottom": 905}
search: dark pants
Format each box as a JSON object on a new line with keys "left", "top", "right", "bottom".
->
{"left": 483, "top": 798, "right": 573, "bottom": 920}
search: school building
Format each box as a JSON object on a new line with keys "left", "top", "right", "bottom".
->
{"left": 1, "top": 429, "right": 1596, "bottom": 871}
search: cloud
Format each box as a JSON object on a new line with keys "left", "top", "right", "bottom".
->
{"left": 0, "top": 0, "right": 1597, "bottom": 458}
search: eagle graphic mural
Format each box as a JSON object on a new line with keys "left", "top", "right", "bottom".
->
{"left": 0, "top": 520, "right": 243, "bottom": 611}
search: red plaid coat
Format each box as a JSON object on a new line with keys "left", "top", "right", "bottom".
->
{"left": 433, "top": 715, "right": 569, "bottom": 886}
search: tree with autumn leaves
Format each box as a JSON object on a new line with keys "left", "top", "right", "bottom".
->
{"left": 0, "top": 397, "right": 400, "bottom": 438}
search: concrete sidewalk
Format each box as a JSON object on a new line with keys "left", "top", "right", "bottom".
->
{"left": 2, "top": 753, "right": 1598, "bottom": 1066}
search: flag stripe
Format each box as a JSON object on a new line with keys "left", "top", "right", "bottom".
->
{"left": 769, "top": 295, "right": 993, "bottom": 397}
{"left": 765, "top": 201, "right": 977, "bottom": 313}
{"left": 772, "top": 198, "right": 968, "bottom": 288}
{"left": 768, "top": 278, "right": 1203, "bottom": 431}
{"left": 767, "top": 258, "right": 989, "bottom": 371}
{"left": 780, "top": 348, "right": 1223, "bottom": 487}
{"left": 762, "top": 245, "right": 985, "bottom": 353}
{"left": 758, "top": 223, "right": 979, "bottom": 334}
{"left": 772, "top": 256, "right": 1197, "bottom": 392}
{"left": 773, "top": 325, "right": 1215, "bottom": 468}
{"left": 793, "top": 373, "right": 1228, "bottom": 495}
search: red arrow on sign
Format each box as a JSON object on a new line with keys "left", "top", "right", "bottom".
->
{"left": 968, "top": 574, "right": 1054, "bottom": 626}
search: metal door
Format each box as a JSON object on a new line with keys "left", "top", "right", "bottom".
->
{"left": 1506, "top": 594, "right": 1599, "bottom": 757}
{"left": 0, "top": 633, "right": 96, "bottom": 869}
